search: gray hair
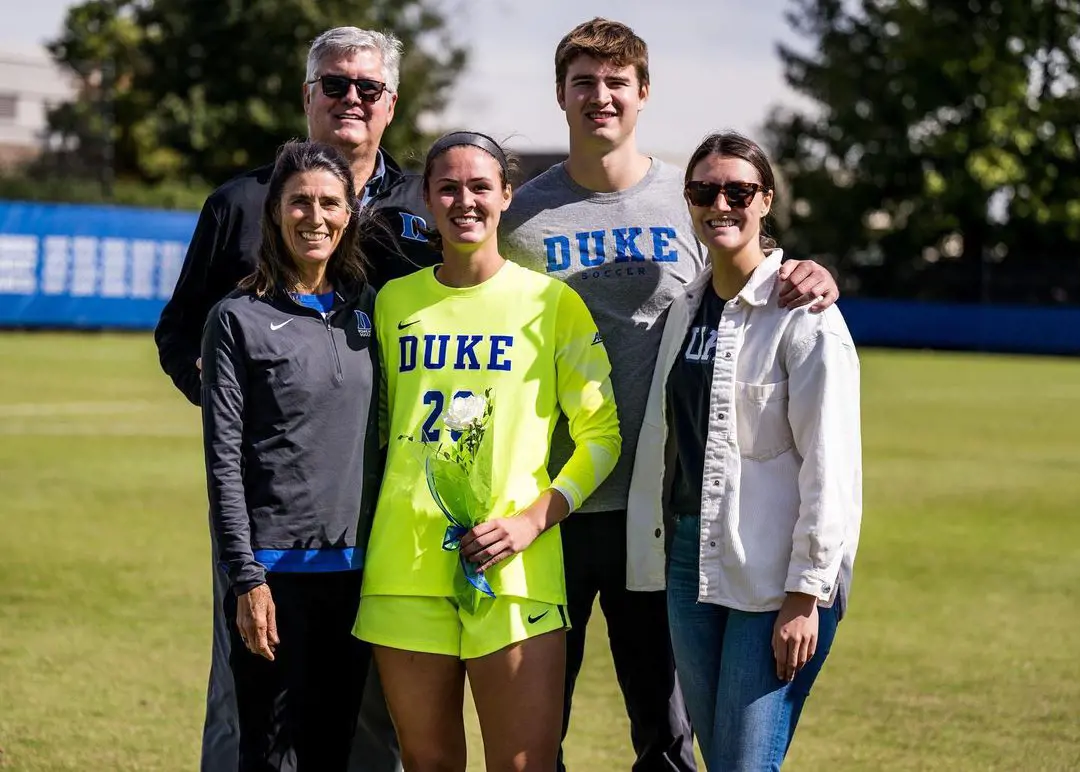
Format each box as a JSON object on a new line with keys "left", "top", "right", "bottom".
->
{"left": 306, "top": 27, "right": 404, "bottom": 93}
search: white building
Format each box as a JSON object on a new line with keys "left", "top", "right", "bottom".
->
{"left": 0, "top": 48, "right": 74, "bottom": 167}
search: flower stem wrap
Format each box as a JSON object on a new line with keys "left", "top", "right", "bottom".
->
{"left": 404, "top": 390, "right": 496, "bottom": 615}
{"left": 426, "top": 456, "right": 496, "bottom": 612}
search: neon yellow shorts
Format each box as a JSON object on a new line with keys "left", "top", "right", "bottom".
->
{"left": 355, "top": 594, "right": 569, "bottom": 660}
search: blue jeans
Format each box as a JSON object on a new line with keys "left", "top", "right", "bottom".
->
{"left": 666, "top": 515, "right": 839, "bottom": 771}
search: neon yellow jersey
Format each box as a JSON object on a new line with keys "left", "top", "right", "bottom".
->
{"left": 363, "top": 261, "right": 621, "bottom": 604}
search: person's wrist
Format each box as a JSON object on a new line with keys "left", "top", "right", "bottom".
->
{"left": 784, "top": 591, "right": 818, "bottom": 613}
{"left": 544, "top": 488, "right": 571, "bottom": 522}
{"left": 520, "top": 505, "right": 548, "bottom": 539}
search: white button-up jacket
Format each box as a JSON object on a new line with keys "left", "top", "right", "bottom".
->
{"left": 626, "top": 250, "right": 862, "bottom": 612}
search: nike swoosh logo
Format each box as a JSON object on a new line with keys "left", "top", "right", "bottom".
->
{"left": 398, "top": 320, "right": 420, "bottom": 330}
{"left": 270, "top": 319, "right": 293, "bottom": 331}
{"left": 527, "top": 610, "right": 550, "bottom": 625}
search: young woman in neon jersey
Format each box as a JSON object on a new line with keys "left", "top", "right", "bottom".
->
{"left": 355, "top": 131, "right": 621, "bottom": 772}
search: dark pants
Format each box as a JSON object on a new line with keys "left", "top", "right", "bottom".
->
{"left": 223, "top": 571, "right": 369, "bottom": 772}
{"left": 558, "top": 510, "right": 697, "bottom": 772}
{"left": 204, "top": 546, "right": 400, "bottom": 772}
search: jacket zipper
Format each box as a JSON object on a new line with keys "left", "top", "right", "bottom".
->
{"left": 325, "top": 314, "right": 344, "bottom": 384}
{"left": 278, "top": 292, "right": 346, "bottom": 386}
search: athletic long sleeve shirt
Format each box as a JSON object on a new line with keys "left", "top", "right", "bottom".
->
{"left": 201, "top": 284, "right": 381, "bottom": 596}
{"left": 362, "top": 261, "right": 621, "bottom": 604}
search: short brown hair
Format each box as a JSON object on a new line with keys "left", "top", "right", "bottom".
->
{"left": 554, "top": 18, "right": 649, "bottom": 91}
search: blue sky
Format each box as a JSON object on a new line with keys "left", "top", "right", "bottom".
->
{"left": 4, "top": 0, "right": 814, "bottom": 159}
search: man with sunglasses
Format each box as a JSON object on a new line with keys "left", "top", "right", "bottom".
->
{"left": 156, "top": 26, "right": 434, "bottom": 772}
{"left": 500, "top": 18, "right": 840, "bottom": 772}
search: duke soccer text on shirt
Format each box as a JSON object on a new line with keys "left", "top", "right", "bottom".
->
{"left": 544, "top": 226, "right": 681, "bottom": 279}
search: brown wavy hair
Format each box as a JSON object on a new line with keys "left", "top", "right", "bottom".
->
{"left": 555, "top": 18, "right": 650, "bottom": 91}
{"left": 685, "top": 131, "right": 779, "bottom": 252}
{"left": 241, "top": 140, "right": 367, "bottom": 296}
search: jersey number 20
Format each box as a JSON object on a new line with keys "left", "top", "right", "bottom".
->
{"left": 421, "top": 389, "right": 474, "bottom": 442}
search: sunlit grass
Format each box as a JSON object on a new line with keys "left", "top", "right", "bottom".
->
{"left": 1, "top": 334, "right": 1078, "bottom": 770}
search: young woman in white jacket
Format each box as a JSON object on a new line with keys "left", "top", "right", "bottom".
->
{"left": 626, "top": 132, "right": 862, "bottom": 770}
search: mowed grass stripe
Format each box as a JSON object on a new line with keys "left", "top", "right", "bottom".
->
{"left": 1, "top": 333, "right": 1078, "bottom": 771}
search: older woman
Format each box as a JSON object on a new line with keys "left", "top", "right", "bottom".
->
{"left": 200, "top": 140, "right": 380, "bottom": 771}
{"left": 627, "top": 132, "right": 862, "bottom": 770}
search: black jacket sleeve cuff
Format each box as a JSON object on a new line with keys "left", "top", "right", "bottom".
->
{"left": 228, "top": 563, "right": 267, "bottom": 597}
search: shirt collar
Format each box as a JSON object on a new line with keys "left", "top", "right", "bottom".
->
{"left": 686, "top": 248, "right": 786, "bottom": 308}
{"left": 359, "top": 149, "right": 387, "bottom": 208}
{"left": 735, "top": 248, "right": 785, "bottom": 307}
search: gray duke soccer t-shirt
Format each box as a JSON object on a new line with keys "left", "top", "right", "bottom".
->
{"left": 501, "top": 159, "right": 707, "bottom": 512}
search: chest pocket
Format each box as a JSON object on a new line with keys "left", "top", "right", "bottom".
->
{"left": 734, "top": 380, "right": 794, "bottom": 461}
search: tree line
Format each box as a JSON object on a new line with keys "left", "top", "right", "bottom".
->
{"left": 767, "top": 0, "right": 1080, "bottom": 304}
{"left": 27, "top": 0, "right": 464, "bottom": 201}
{"left": 11, "top": 0, "right": 1080, "bottom": 304}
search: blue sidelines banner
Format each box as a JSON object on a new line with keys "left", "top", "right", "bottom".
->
{"left": 0, "top": 200, "right": 197, "bottom": 329}
{"left": 1, "top": 199, "right": 1078, "bottom": 355}
{"left": 838, "top": 298, "right": 1080, "bottom": 356}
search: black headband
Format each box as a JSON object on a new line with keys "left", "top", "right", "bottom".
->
{"left": 428, "top": 131, "right": 509, "bottom": 175}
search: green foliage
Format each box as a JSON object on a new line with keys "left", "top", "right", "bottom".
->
{"left": 766, "top": 0, "right": 1080, "bottom": 302}
{"left": 0, "top": 173, "right": 210, "bottom": 210}
{"left": 42, "top": 0, "right": 466, "bottom": 187}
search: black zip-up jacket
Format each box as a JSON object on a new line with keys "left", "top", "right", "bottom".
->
{"left": 201, "top": 284, "right": 380, "bottom": 596}
{"left": 155, "top": 150, "right": 438, "bottom": 406}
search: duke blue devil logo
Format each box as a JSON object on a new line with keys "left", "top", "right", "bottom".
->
{"left": 355, "top": 310, "right": 372, "bottom": 337}
{"left": 399, "top": 213, "right": 429, "bottom": 242}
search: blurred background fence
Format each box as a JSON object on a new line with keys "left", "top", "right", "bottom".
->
{"left": 0, "top": 201, "right": 192, "bottom": 328}
{"left": 2, "top": 196, "right": 1079, "bottom": 355}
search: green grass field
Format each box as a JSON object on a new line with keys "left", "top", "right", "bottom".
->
{"left": 1, "top": 333, "right": 1079, "bottom": 771}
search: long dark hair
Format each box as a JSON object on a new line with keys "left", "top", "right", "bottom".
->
{"left": 685, "top": 131, "right": 778, "bottom": 252}
{"left": 241, "top": 140, "right": 367, "bottom": 296}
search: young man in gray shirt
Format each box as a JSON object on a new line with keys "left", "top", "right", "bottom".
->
{"left": 500, "top": 18, "right": 839, "bottom": 772}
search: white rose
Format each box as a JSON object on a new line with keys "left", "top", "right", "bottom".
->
{"left": 442, "top": 394, "right": 488, "bottom": 432}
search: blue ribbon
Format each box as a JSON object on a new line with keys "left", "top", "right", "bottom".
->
{"left": 426, "top": 459, "right": 496, "bottom": 599}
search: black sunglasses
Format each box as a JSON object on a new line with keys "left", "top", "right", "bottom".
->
{"left": 684, "top": 181, "right": 770, "bottom": 209}
{"left": 308, "top": 74, "right": 388, "bottom": 103}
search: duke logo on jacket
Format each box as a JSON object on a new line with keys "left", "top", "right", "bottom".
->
{"left": 355, "top": 310, "right": 372, "bottom": 337}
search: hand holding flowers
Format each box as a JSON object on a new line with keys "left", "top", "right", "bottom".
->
{"left": 401, "top": 390, "right": 496, "bottom": 612}
{"left": 402, "top": 389, "right": 573, "bottom": 608}
{"left": 460, "top": 489, "right": 571, "bottom": 572}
